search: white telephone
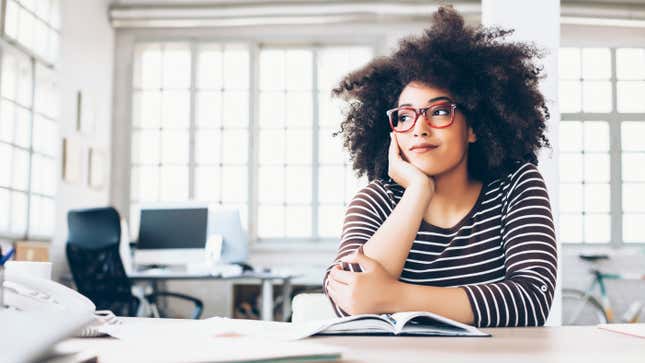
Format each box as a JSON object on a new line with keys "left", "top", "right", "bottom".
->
{"left": 0, "top": 270, "right": 96, "bottom": 363}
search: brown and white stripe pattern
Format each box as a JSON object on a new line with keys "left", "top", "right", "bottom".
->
{"left": 323, "top": 162, "right": 557, "bottom": 327}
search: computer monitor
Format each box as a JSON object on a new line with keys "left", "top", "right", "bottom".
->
{"left": 134, "top": 206, "right": 208, "bottom": 266}
{"left": 208, "top": 207, "right": 248, "bottom": 264}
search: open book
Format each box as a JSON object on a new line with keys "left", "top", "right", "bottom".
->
{"left": 127, "top": 313, "right": 489, "bottom": 342}
{"left": 309, "top": 311, "right": 490, "bottom": 337}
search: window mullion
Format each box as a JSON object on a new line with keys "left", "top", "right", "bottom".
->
{"left": 249, "top": 43, "right": 259, "bottom": 243}
{"left": 312, "top": 47, "right": 320, "bottom": 240}
{"left": 0, "top": 0, "right": 7, "bottom": 37}
{"left": 24, "top": 58, "right": 36, "bottom": 239}
{"left": 157, "top": 44, "right": 164, "bottom": 201}
{"left": 189, "top": 41, "right": 197, "bottom": 199}
{"left": 609, "top": 47, "right": 623, "bottom": 247}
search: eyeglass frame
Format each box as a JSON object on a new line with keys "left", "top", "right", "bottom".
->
{"left": 385, "top": 102, "right": 459, "bottom": 133}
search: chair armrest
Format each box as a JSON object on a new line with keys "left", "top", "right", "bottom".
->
{"left": 145, "top": 292, "right": 204, "bottom": 319}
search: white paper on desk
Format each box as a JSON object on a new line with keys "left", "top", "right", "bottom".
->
{"left": 100, "top": 317, "right": 325, "bottom": 341}
{"left": 205, "top": 317, "right": 326, "bottom": 340}
{"left": 96, "top": 319, "right": 343, "bottom": 362}
{"left": 98, "top": 319, "right": 212, "bottom": 341}
{"left": 85, "top": 338, "right": 342, "bottom": 363}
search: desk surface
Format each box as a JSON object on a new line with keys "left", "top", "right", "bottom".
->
{"left": 128, "top": 269, "right": 296, "bottom": 281}
{"left": 315, "top": 325, "right": 644, "bottom": 362}
{"left": 57, "top": 318, "right": 644, "bottom": 363}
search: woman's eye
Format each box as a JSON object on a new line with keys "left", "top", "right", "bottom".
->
{"left": 399, "top": 115, "right": 411, "bottom": 123}
{"left": 397, "top": 111, "right": 414, "bottom": 123}
{"left": 432, "top": 107, "right": 450, "bottom": 116}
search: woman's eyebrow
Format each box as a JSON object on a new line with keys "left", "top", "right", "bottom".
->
{"left": 398, "top": 96, "right": 453, "bottom": 107}
{"left": 427, "top": 96, "right": 453, "bottom": 104}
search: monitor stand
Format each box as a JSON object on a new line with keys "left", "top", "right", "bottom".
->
{"left": 133, "top": 248, "right": 206, "bottom": 269}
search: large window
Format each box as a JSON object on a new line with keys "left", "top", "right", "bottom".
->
{"left": 256, "top": 47, "right": 371, "bottom": 239}
{"left": 194, "top": 43, "right": 250, "bottom": 227}
{"left": 0, "top": 0, "right": 60, "bottom": 240}
{"left": 130, "top": 42, "right": 251, "bottom": 234}
{"left": 0, "top": 47, "right": 58, "bottom": 239}
{"left": 130, "top": 42, "right": 371, "bottom": 242}
{"left": 4, "top": 0, "right": 61, "bottom": 63}
{"left": 559, "top": 47, "right": 645, "bottom": 245}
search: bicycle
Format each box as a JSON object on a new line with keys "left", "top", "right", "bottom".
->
{"left": 562, "top": 254, "right": 645, "bottom": 325}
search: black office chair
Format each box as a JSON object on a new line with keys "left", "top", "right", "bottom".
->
{"left": 66, "top": 207, "right": 203, "bottom": 319}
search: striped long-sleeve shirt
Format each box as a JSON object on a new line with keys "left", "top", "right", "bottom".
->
{"left": 323, "top": 162, "right": 557, "bottom": 327}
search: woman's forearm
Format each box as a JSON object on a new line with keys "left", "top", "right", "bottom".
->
{"left": 389, "top": 281, "right": 475, "bottom": 324}
{"left": 362, "top": 181, "right": 433, "bottom": 278}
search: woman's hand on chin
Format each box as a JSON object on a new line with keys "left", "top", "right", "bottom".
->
{"left": 388, "top": 132, "right": 435, "bottom": 193}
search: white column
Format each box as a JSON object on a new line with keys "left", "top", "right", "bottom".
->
{"left": 481, "top": 0, "right": 562, "bottom": 326}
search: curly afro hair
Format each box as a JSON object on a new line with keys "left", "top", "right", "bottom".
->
{"left": 332, "top": 6, "right": 551, "bottom": 183}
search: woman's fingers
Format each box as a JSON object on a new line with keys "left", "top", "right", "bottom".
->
{"left": 330, "top": 268, "right": 353, "bottom": 285}
{"left": 327, "top": 279, "right": 344, "bottom": 305}
{"left": 326, "top": 280, "right": 338, "bottom": 299}
{"left": 389, "top": 132, "right": 401, "bottom": 161}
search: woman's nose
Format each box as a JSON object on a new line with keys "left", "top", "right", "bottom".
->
{"left": 412, "top": 113, "right": 431, "bottom": 136}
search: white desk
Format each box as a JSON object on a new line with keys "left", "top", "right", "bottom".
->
{"left": 128, "top": 270, "right": 297, "bottom": 321}
{"left": 55, "top": 318, "right": 645, "bottom": 363}
{"left": 318, "top": 325, "right": 645, "bottom": 362}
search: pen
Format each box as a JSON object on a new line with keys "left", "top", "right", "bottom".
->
{"left": 0, "top": 264, "right": 3, "bottom": 308}
{"left": 0, "top": 247, "right": 10, "bottom": 309}
{"left": 0, "top": 248, "right": 15, "bottom": 266}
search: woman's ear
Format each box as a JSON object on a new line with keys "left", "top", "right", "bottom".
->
{"left": 467, "top": 127, "right": 477, "bottom": 143}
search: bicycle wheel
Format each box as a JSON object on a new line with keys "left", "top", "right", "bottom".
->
{"left": 562, "top": 288, "right": 608, "bottom": 325}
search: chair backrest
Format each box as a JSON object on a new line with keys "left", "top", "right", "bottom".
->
{"left": 66, "top": 207, "right": 138, "bottom": 316}
{"left": 291, "top": 293, "right": 337, "bottom": 323}
{"left": 67, "top": 207, "right": 121, "bottom": 248}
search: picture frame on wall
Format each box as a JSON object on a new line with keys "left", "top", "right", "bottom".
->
{"left": 88, "top": 147, "right": 106, "bottom": 190}
{"left": 76, "top": 90, "right": 96, "bottom": 135}
{"left": 62, "top": 138, "right": 82, "bottom": 184}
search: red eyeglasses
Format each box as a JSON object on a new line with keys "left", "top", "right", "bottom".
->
{"left": 386, "top": 102, "right": 458, "bottom": 133}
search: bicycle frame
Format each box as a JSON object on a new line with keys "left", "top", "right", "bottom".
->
{"left": 579, "top": 268, "right": 643, "bottom": 322}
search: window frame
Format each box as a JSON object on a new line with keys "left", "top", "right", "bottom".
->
{"left": 254, "top": 44, "right": 372, "bottom": 242}
{"left": 560, "top": 47, "right": 645, "bottom": 247}
{"left": 0, "top": 37, "right": 57, "bottom": 241}
{"left": 1, "top": 0, "right": 61, "bottom": 65}
{"left": 122, "top": 34, "right": 380, "bottom": 245}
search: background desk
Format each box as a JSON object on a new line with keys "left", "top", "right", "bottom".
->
{"left": 128, "top": 270, "right": 296, "bottom": 321}
{"left": 55, "top": 318, "right": 644, "bottom": 363}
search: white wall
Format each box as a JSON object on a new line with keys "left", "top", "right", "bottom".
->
{"left": 51, "top": 0, "right": 114, "bottom": 279}
{"left": 482, "top": 0, "right": 562, "bottom": 326}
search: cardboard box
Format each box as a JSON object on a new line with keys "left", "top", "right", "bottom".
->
{"left": 15, "top": 241, "right": 50, "bottom": 262}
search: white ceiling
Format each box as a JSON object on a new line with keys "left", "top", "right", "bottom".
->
{"left": 107, "top": 0, "right": 645, "bottom": 29}
{"left": 110, "top": 0, "right": 645, "bottom": 4}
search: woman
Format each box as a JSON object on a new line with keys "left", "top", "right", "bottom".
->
{"left": 323, "top": 6, "right": 557, "bottom": 327}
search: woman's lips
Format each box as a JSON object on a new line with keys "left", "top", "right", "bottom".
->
{"left": 410, "top": 146, "right": 438, "bottom": 153}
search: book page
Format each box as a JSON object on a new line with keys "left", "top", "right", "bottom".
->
{"left": 390, "top": 311, "right": 489, "bottom": 336}
{"left": 320, "top": 316, "right": 394, "bottom": 334}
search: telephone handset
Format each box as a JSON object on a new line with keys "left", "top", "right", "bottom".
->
{"left": 3, "top": 271, "right": 95, "bottom": 312}
{"left": 1, "top": 271, "right": 96, "bottom": 363}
